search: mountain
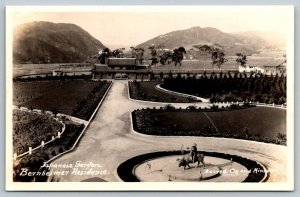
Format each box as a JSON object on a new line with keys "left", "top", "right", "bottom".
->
{"left": 232, "top": 31, "right": 286, "bottom": 49}
{"left": 13, "top": 21, "right": 106, "bottom": 64}
{"left": 136, "top": 26, "right": 285, "bottom": 56}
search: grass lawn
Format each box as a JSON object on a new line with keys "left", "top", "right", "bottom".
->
{"left": 208, "top": 107, "right": 286, "bottom": 138}
{"left": 129, "top": 81, "right": 199, "bottom": 103}
{"left": 133, "top": 106, "right": 286, "bottom": 143}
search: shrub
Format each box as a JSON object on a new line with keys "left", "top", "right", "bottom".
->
{"left": 58, "top": 147, "right": 64, "bottom": 153}
{"left": 163, "top": 104, "right": 175, "bottom": 111}
{"left": 51, "top": 150, "right": 56, "bottom": 157}
{"left": 186, "top": 105, "right": 197, "bottom": 111}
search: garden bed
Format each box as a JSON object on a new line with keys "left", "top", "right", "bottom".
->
{"left": 13, "top": 79, "right": 111, "bottom": 120}
{"left": 13, "top": 121, "right": 85, "bottom": 182}
{"left": 13, "top": 110, "right": 63, "bottom": 155}
{"left": 128, "top": 81, "right": 200, "bottom": 103}
{"left": 132, "top": 105, "right": 286, "bottom": 145}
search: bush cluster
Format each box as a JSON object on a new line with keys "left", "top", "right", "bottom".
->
{"left": 162, "top": 72, "right": 286, "bottom": 105}
{"left": 13, "top": 123, "right": 85, "bottom": 182}
{"left": 13, "top": 110, "right": 63, "bottom": 155}
{"left": 72, "top": 81, "right": 111, "bottom": 120}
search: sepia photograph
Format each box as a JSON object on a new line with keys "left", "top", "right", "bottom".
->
{"left": 5, "top": 5, "right": 294, "bottom": 191}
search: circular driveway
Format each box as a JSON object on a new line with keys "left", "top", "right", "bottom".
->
{"left": 50, "top": 80, "right": 287, "bottom": 182}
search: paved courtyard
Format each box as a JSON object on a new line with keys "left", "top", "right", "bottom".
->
{"left": 50, "top": 80, "right": 287, "bottom": 182}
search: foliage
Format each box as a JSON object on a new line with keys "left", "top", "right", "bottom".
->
{"left": 211, "top": 48, "right": 228, "bottom": 69}
{"left": 236, "top": 53, "right": 247, "bottom": 67}
{"left": 98, "top": 48, "right": 111, "bottom": 64}
{"left": 132, "top": 106, "right": 286, "bottom": 145}
{"left": 193, "top": 44, "right": 228, "bottom": 70}
{"left": 13, "top": 123, "right": 85, "bottom": 182}
{"left": 111, "top": 48, "right": 125, "bottom": 58}
{"left": 13, "top": 110, "right": 62, "bottom": 155}
{"left": 71, "top": 81, "right": 111, "bottom": 120}
{"left": 130, "top": 47, "right": 145, "bottom": 64}
{"left": 13, "top": 79, "right": 111, "bottom": 120}
{"left": 128, "top": 81, "right": 199, "bottom": 103}
{"left": 149, "top": 45, "right": 186, "bottom": 66}
{"left": 162, "top": 73, "right": 286, "bottom": 105}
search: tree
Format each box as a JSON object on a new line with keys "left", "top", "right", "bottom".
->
{"left": 149, "top": 45, "right": 157, "bottom": 57}
{"left": 159, "top": 50, "right": 173, "bottom": 65}
{"left": 98, "top": 48, "right": 111, "bottom": 64}
{"left": 193, "top": 44, "right": 213, "bottom": 71}
{"left": 211, "top": 48, "right": 228, "bottom": 71}
{"left": 135, "top": 48, "right": 145, "bottom": 64}
{"left": 150, "top": 57, "right": 158, "bottom": 66}
{"left": 147, "top": 44, "right": 173, "bottom": 65}
{"left": 156, "top": 43, "right": 165, "bottom": 57}
{"left": 236, "top": 53, "right": 247, "bottom": 68}
{"left": 172, "top": 46, "right": 186, "bottom": 66}
{"left": 130, "top": 47, "right": 144, "bottom": 64}
{"left": 111, "top": 48, "right": 125, "bottom": 58}
{"left": 149, "top": 45, "right": 158, "bottom": 66}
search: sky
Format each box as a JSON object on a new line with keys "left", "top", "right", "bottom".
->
{"left": 10, "top": 6, "right": 292, "bottom": 47}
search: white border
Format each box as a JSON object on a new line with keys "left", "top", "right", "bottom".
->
{"left": 5, "top": 5, "right": 294, "bottom": 191}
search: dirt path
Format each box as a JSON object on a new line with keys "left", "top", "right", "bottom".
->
{"left": 50, "top": 80, "right": 287, "bottom": 182}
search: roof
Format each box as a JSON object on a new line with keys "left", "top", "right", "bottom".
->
{"left": 93, "top": 66, "right": 109, "bottom": 72}
{"left": 92, "top": 65, "right": 150, "bottom": 73}
{"left": 108, "top": 58, "right": 137, "bottom": 66}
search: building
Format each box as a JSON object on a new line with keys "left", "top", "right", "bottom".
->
{"left": 239, "top": 65, "right": 265, "bottom": 74}
{"left": 52, "top": 70, "right": 64, "bottom": 76}
{"left": 262, "top": 60, "right": 286, "bottom": 75}
{"left": 246, "top": 57, "right": 286, "bottom": 75}
{"left": 92, "top": 58, "right": 152, "bottom": 80}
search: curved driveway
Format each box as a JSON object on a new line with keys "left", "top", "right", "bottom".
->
{"left": 50, "top": 80, "right": 287, "bottom": 182}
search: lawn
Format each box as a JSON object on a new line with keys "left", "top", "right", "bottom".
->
{"left": 128, "top": 81, "right": 199, "bottom": 103}
{"left": 13, "top": 63, "right": 92, "bottom": 77}
{"left": 151, "top": 58, "right": 238, "bottom": 72}
{"left": 208, "top": 107, "right": 286, "bottom": 138}
{"left": 150, "top": 56, "right": 285, "bottom": 73}
{"left": 133, "top": 106, "right": 286, "bottom": 144}
{"left": 13, "top": 80, "right": 111, "bottom": 120}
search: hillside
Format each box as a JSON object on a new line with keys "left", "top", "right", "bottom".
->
{"left": 13, "top": 21, "right": 106, "bottom": 64}
{"left": 137, "top": 26, "right": 285, "bottom": 57}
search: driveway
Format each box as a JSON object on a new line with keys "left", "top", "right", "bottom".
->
{"left": 50, "top": 80, "right": 287, "bottom": 182}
